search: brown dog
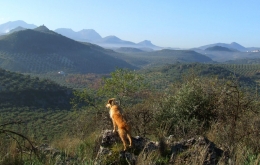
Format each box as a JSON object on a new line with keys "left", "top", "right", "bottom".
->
{"left": 106, "top": 98, "right": 132, "bottom": 151}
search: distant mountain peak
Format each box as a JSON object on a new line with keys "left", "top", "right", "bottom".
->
{"left": 139, "top": 40, "right": 152, "bottom": 44}
{"left": 7, "top": 20, "right": 27, "bottom": 24}
{"left": 198, "top": 42, "right": 247, "bottom": 52}
{"left": 205, "top": 46, "right": 237, "bottom": 52}
{"left": 138, "top": 40, "right": 157, "bottom": 48}
{"left": 8, "top": 26, "right": 26, "bottom": 33}
{"left": 102, "top": 35, "right": 122, "bottom": 42}
{"left": 79, "top": 29, "right": 96, "bottom": 32}
{"left": 34, "top": 25, "right": 50, "bottom": 32}
{"left": 105, "top": 35, "right": 119, "bottom": 39}
{"left": 0, "top": 20, "right": 37, "bottom": 34}
{"left": 230, "top": 42, "right": 241, "bottom": 46}
{"left": 56, "top": 28, "right": 75, "bottom": 32}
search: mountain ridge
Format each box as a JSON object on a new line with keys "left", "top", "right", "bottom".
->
{"left": 1, "top": 20, "right": 259, "bottom": 53}
{"left": 0, "top": 21, "right": 161, "bottom": 50}
{"left": 0, "top": 26, "right": 137, "bottom": 74}
{"left": 198, "top": 42, "right": 247, "bottom": 52}
{"left": 0, "top": 20, "right": 37, "bottom": 33}
{"left": 205, "top": 46, "right": 238, "bottom": 52}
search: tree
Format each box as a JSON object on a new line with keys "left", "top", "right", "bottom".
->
{"left": 70, "top": 89, "right": 98, "bottom": 110}
{"left": 98, "top": 68, "right": 148, "bottom": 106}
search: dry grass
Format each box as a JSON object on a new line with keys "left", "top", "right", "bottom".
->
{"left": 51, "top": 134, "right": 81, "bottom": 157}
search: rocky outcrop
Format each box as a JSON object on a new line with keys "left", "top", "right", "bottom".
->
{"left": 168, "top": 136, "right": 224, "bottom": 164}
{"left": 95, "top": 130, "right": 224, "bottom": 165}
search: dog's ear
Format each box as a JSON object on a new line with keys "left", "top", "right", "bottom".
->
{"left": 108, "top": 98, "right": 115, "bottom": 105}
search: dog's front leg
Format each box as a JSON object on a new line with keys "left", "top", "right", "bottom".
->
{"left": 112, "top": 118, "right": 117, "bottom": 133}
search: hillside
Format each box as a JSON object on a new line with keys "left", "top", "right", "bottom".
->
{"left": 198, "top": 42, "right": 247, "bottom": 52}
{"left": 205, "top": 46, "right": 237, "bottom": 52}
{"left": 117, "top": 49, "right": 213, "bottom": 67}
{"left": 140, "top": 63, "right": 257, "bottom": 89}
{"left": 0, "top": 26, "right": 136, "bottom": 74}
{"left": 0, "top": 67, "right": 77, "bottom": 142}
{"left": 0, "top": 68, "right": 73, "bottom": 109}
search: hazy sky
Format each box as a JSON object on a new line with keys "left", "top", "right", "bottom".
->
{"left": 0, "top": 0, "right": 259, "bottom": 48}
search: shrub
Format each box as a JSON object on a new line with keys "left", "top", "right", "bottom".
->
{"left": 155, "top": 77, "right": 219, "bottom": 138}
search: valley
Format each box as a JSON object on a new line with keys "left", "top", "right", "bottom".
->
{"left": 0, "top": 21, "right": 260, "bottom": 164}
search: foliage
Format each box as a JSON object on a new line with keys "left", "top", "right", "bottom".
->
{"left": 70, "top": 89, "right": 98, "bottom": 110}
{"left": 126, "top": 100, "right": 155, "bottom": 137}
{"left": 209, "top": 79, "right": 260, "bottom": 155}
{"left": 154, "top": 77, "right": 220, "bottom": 138}
{"left": 98, "top": 68, "right": 149, "bottom": 106}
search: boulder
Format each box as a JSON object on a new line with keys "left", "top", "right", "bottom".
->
{"left": 94, "top": 130, "right": 224, "bottom": 165}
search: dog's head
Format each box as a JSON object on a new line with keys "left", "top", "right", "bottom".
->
{"left": 106, "top": 98, "right": 118, "bottom": 108}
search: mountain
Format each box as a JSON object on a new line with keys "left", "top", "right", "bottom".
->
{"left": 137, "top": 40, "right": 158, "bottom": 48}
{"left": 0, "top": 20, "right": 37, "bottom": 33}
{"left": 117, "top": 49, "right": 213, "bottom": 67}
{"left": 54, "top": 29, "right": 161, "bottom": 50}
{"left": 205, "top": 46, "right": 238, "bottom": 52}
{"left": 54, "top": 28, "right": 161, "bottom": 50}
{"left": 95, "top": 36, "right": 162, "bottom": 50}
{"left": 198, "top": 42, "right": 247, "bottom": 52}
{"left": 8, "top": 26, "right": 27, "bottom": 33}
{"left": 0, "top": 21, "right": 160, "bottom": 50}
{"left": 78, "top": 29, "right": 102, "bottom": 41}
{"left": 115, "top": 47, "right": 145, "bottom": 53}
{"left": 149, "top": 49, "right": 213, "bottom": 62}
{"left": 54, "top": 28, "right": 102, "bottom": 42}
{"left": 97, "top": 35, "right": 136, "bottom": 45}
{"left": 0, "top": 25, "right": 136, "bottom": 74}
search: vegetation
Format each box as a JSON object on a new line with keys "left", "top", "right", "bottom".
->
{"left": 0, "top": 63, "right": 260, "bottom": 164}
{"left": 0, "top": 68, "right": 73, "bottom": 109}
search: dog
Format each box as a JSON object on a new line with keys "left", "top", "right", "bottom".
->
{"left": 106, "top": 98, "right": 132, "bottom": 151}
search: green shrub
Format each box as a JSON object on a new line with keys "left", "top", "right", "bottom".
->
{"left": 155, "top": 77, "right": 219, "bottom": 138}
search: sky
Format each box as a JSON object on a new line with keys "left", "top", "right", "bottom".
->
{"left": 0, "top": 0, "right": 260, "bottom": 48}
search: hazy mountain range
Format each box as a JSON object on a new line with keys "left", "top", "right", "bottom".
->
{"left": 2, "top": 20, "right": 259, "bottom": 52}
{"left": 0, "top": 23, "right": 215, "bottom": 74}
{"left": 0, "top": 20, "right": 37, "bottom": 33}
{"left": 0, "top": 20, "right": 260, "bottom": 68}
{"left": 0, "top": 25, "right": 136, "bottom": 74}
{"left": 198, "top": 42, "right": 248, "bottom": 52}
{"left": 0, "top": 20, "right": 161, "bottom": 50}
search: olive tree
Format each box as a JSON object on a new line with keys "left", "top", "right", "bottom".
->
{"left": 98, "top": 68, "right": 148, "bottom": 107}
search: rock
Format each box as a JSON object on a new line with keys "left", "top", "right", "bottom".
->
{"left": 169, "top": 136, "right": 223, "bottom": 165}
{"left": 95, "top": 130, "right": 148, "bottom": 165}
{"left": 94, "top": 130, "right": 224, "bottom": 165}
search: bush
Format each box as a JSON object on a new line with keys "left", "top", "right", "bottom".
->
{"left": 155, "top": 77, "right": 219, "bottom": 138}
